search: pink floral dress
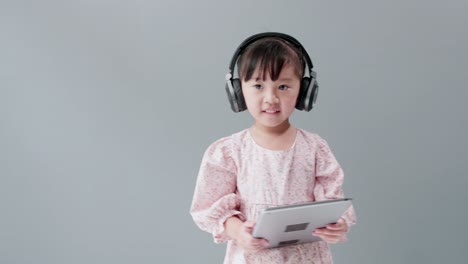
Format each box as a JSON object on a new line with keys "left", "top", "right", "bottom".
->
{"left": 190, "top": 128, "right": 357, "bottom": 263}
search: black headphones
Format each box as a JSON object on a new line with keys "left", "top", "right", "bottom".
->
{"left": 225, "top": 32, "right": 319, "bottom": 113}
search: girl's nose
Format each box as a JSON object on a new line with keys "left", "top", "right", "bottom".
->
{"left": 264, "top": 89, "right": 279, "bottom": 104}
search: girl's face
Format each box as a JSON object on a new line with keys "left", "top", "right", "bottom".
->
{"left": 241, "top": 63, "right": 301, "bottom": 131}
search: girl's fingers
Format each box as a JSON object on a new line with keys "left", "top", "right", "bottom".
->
{"left": 326, "top": 219, "right": 348, "bottom": 231}
{"left": 251, "top": 238, "right": 269, "bottom": 248}
{"left": 313, "top": 228, "right": 343, "bottom": 236}
{"left": 244, "top": 221, "right": 256, "bottom": 228}
{"left": 244, "top": 221, "right": 256, "bottom": 233}
{"left": 313, "top": 231, "right": 342, "bottom": 239}
{"left": 313, "top": 230, "right": 344, "bottom": 244}
{"left": 313, "top": 232, "right": 344, "bottom": 243}
{"left": 320, "top": 235, "right": 341, "bottom": 243}
{"left": 245, "top": 238, "right": 269, "bottom": 252}
{"left": 325, "top": 224, "right": 345, "bottom": 231}
{"left": 259, "top": 239, "right": 269, "bottom": 248}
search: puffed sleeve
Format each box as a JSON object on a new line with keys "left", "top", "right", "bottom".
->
{"left": 190, "top": 136, "right": 245, "bottom": 243}
{"left": 313, "top": 136, "right": 357, "bottom": 232}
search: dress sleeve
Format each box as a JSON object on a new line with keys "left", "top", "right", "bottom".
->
{"left": 313, "top": 136, "right": 357, "bottom": 233}
{"left": 190, "top": 136, "right": 245, "bottom": 243}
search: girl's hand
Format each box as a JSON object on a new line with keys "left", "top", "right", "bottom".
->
{"left": 312, "top": 218, "right": 348, "bottom": 244}
{"left": 234, "top": 221, "right": 269, "bottom": 253}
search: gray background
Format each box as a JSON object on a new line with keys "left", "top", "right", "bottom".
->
{"left": 1, "top": 0, "right": 467, "bottom": 263}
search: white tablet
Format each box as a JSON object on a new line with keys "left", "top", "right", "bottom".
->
{"left": 252, "top": 198, "right": 352, "bottom": 248}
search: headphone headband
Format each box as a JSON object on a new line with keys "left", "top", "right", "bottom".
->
{"left": 227, "top": 32, "right": 314, "bottom": 76}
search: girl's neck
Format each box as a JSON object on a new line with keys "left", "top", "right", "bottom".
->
{"left": 249, "top": 120, "right": 297, "bottom": 151}
{"left": 251, "top": 120, "right": 292, "bottom": 136}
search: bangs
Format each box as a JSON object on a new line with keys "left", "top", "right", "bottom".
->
{"left": 238, "top": 38, "right": 304, "bottom": 82}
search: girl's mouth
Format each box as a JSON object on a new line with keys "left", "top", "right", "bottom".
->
{"left": 263, "top": 109, "right": 280, "bottom": 114}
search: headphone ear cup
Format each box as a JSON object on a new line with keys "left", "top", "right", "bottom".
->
{"left": 296, "top": 77, "right": 318, "bottom": 112}
{"left": 232, "top": 79, "right": 247, "bottom": 112}
{"left": 296, "top": 77, "right": 311, "bottom": 111}
{"left": 309, "top": 79, "right": 319, "bottom": 111}
{"left": 225, "top": 78, "right": 247, "bottom": 113}
{"left": 225, "top": 80, "right": 238, "bottom": 112}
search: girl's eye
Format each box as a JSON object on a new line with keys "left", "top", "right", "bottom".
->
{"left": 253, "top": 84, "right": 262, "bottom": 90}
{"left": 279, "top": 85, "right": 289, "bottom": 91}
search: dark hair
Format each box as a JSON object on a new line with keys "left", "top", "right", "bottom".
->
{"left": 237, "top": 37, "right": 304, "bottom": 82}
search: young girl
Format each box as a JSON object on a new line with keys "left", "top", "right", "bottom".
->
{"left": 190, "top": 32, "right": 356, "bottom": 263}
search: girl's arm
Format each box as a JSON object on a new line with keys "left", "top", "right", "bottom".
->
{"left": 313, "top": 136, "right": 357, "bottom": 240}
{"left": 190, "top": 137, "right": 245, "bottom": 243}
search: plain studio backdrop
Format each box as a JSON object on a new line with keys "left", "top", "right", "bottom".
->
{"left": 1, "top": 0, "right": 467, "bottom": 263}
